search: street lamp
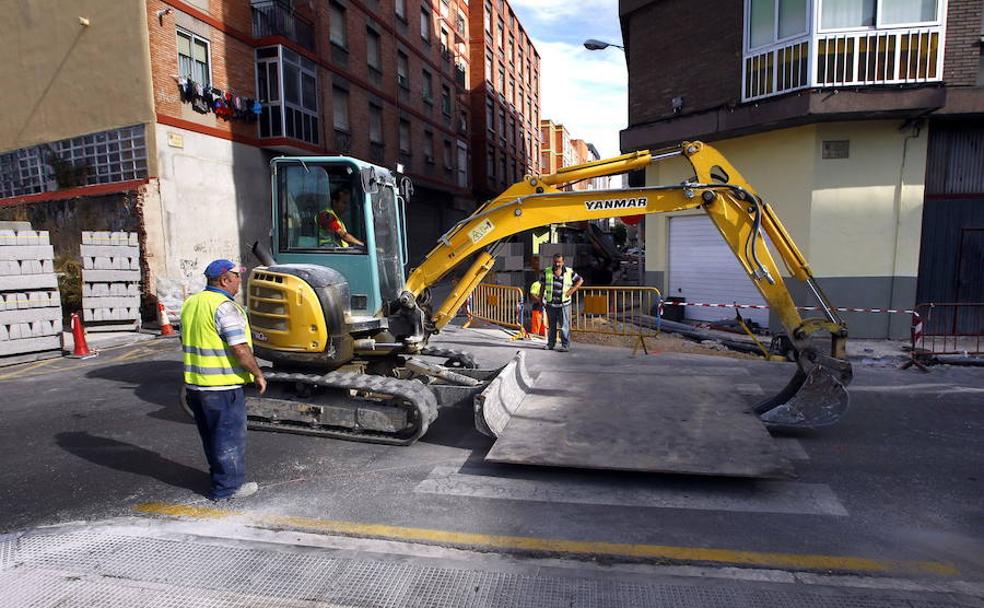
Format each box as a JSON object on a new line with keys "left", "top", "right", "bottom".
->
{"left": 583, "top": 39, "right": 624, "bottom": 51}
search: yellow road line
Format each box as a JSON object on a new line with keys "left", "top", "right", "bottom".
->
{"left": 0, "top": 357, "right": 63, "bottom": 381}
{"left": 134, "top": 502, "right": 958, "bottom": 576}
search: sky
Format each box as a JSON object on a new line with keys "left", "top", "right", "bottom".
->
{"left": 509, "top": 0, "right": 627, "bottom": 159}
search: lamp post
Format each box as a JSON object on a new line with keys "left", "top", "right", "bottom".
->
{"left": 583, "top": 39, "right": 624, "bottom": 51}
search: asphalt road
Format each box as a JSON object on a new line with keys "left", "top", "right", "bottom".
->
{"left": 1, "top": 325, "right": 982, "bottom": 583}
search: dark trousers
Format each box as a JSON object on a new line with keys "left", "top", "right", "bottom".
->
{"left": 546, "top": 304, "right": 571, "bottom": 348}
{"left": 185, "top": 387, "right": 247, "bottom": 499}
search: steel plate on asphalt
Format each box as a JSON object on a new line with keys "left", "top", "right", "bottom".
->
{"left": 484, "top": 370, "right": 792, "bottom": 478}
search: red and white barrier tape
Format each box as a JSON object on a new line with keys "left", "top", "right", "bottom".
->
{"left": 658, "top": 301, "right": 918, "bottom": 315}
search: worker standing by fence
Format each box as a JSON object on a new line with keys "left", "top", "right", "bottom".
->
{"left": 543, "top": 254, "right": 583, "bottom": 352}
{"left": 529, "top": 279, "right": 545, "bottom": 336}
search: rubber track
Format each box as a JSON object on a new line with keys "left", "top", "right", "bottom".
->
{"left": 247, "top": 370, "right": 439, "bottom": 446}
{"left": 419, "top": 346, "right": 477, "bottom": 369}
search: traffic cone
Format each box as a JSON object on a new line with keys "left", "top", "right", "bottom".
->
{"left": 158, "top": 302, "right": 176, "bottom": 336}
{"left": 67, "top": 312, "right": 97, "bottom": 359}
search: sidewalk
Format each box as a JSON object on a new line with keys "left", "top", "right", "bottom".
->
{"left": 2, "top": 516, "right": 982, "bottom": 608}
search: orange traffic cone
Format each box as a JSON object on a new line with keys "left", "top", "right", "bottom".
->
{"left": 67, "top": 312, "right": 98, "bottom": 359}
{"left": 158, "top": 302, "right": 176, "bottom": 336}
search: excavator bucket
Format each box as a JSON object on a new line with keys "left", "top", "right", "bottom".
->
{"left": 754, "top": 351, "right": 853, "bottom": 430}
{"left": 473, "top": 351, "right": 535, "bottom": 438}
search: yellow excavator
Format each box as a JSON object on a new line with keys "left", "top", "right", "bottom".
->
{"left": 236, "top": 141, "right": 852, "bottom": 465}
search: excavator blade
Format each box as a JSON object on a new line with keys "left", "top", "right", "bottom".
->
{"left": 755, "top": 352, "right": 853, "bottom": 430}
{"left": 473, "top": 350, "right": 535, "bottom": 438}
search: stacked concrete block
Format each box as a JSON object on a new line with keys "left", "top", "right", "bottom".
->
{"left": 0, "top": 222, "right": 64, "bottom": 357}
{"left": 538, "top": 242, "right": 581, "bottom": 274}
{"left": 81, "top": 231, "right": 141, "bottom": 330}
{"left": 491, "top": 242, "right": 526, "bottom": 288}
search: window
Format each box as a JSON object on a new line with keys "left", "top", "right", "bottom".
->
{"left": 879, "top": 0, "right": 937, "bottom": 25}
{"left": 499, "top": 152, "right": 507, "bottom": 184}
{"left": 399, "top": 120, "right": 411, "bottom": 154}
{"left": 440, "top": 27, "right": 450, "bottom": 54}
{"left": 443, "top": 139, "right": 453, "bottom": 169}
{"left": 367, "top": 28, "right": 381, "bottom": 71}
{"left": 486, "top": 98, "right": 495, "bottom": 133}
{"left": 397, "top": 51, "right": 409, "bottom": 88}
{"left": 488, "top": 146, "right": 496, "bottom": 178}
{"left": 507, "top": 77, "right": 514, "bottom": 105}
{"left": 332, "top": 87, "right": 349, "bottom": 131}
{"left": 329, "top": 2, "right": 347, "bottom": 48}
{"left": 421, "top": 8, "right": 431, "bottom": 42}
{"left": 441, "top": 84, "right": 452, "bottom": 115}
{"left": 820, "top": 0, "right": 875, "bottom": 29}
{"left": 508, "top": 36, "right": 514, "bottom": 64}
{"left": 369, "top": 103, "right": 383, "bottom": 144}
{"left": 484, "top": 1, "right": 492, "bottom": 33}
{"left": 424, "top": 131, "right": 435, "bottom": 163}
{"left": 177, "top": 29, "right": 210, "bottom": 85}
{"left": 395, "top": 0, "right": 406, "bottom": 20}
{"left": 497, "top": 107, "right": 505, "bottom": 141}
{"left": 497, "top": 64, "right": 505, "bottom": 93}
{"left": 485, "top": 52, "right": 493, "bottom": 82}
{"left": 508, "top": 116, "right": 515, "bottom": 147}
{"left": 422, "top": 69, "right": 433, "bottom": 103}
{"left": 277, "top": 162, "right": 366, "bottom": 253}
{"left": 456, "top": 142, "right": 468, "bottom": 188}
{"left": 281, "top": 49, "right": 319, "bottom": 145}
{"left": 497, "top": 17, "right": 504, "bottom": 46}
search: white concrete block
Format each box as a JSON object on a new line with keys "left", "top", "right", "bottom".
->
{"left": 80, "top": 245, "right": 139, "bottom": 258}
{"left": 22, "top": 260, "right": 43, "bottom": 274}
{"left": 0, "top": 324, "right": 7, "bottom": 341}
{"left": 82, "top": 231, "right": 93, "bottom": 245}
{"left": 0, "top": 335, "right": 60, "bottom": 356}
{"left": 502, "top": 255, "right": 525, "bottom": 271}
{"left": 128, "top": 232, "right": 139, "bottom": 246}
{"left": 0, "top": 307, "right": 62, "bottom": 325}
{"left": 83, "top": 270, "right": 140, "bottom": 282}
{"left": 94, "top": 257, "right": 112, "bottom": 270}
{"left": 0, "top": 229, "right": 15, "bottom": 244}
{"left": 110, "top": 232, "right": 126, "bottom": 246}
{"left": 0, "top": 261, "right": 14, "bottom": 276}
{"left": 37, "top": 231, "right": 50, "bottom": 246}
{"left": 0, "top": 274, "right": 59, "bottom": 291}
{"left": 15, "top": 231, "right": 39, "bottom": 245}
{"left": 127, "top": 283, "right": 139, "bottom": 296}
{"left": 82, "top": 296, "right": 140, "bottom": 309}
{"left": 41, "top": 259, "right": 53, "bottom": 273}
{"left": 0, "top": 221, "right": 32, "bottom": 231}
{"left": 129, "top": 258, "right": 140, "bottom": 270}
{"left": 0, "top": 245, "right": 54, "bottom": 261}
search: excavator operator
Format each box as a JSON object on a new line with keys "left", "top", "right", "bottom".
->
{"left": 318, "top": 189, "right": 365, "bottom": 249}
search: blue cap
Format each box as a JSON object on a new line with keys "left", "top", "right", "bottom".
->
{"left": 204, "top": 259, "right": 246, "bottom": 279}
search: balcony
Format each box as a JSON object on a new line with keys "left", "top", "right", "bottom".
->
{"left": 741, "top": 0, "right": 945, "bottom": 102}
{"left": 252, "top": 0, "right": 315, "bottom": 52}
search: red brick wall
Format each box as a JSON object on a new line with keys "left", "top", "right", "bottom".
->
{"left": 624, "top": 0, "right": 742, "bottom": 127}
{"left": 943, "top": 0, "right": 984, "bottom": 86}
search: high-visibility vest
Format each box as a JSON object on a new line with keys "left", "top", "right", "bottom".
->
{"left": 319, "top": 209, "right": 349, "bottom": 248}
{"left": 180, "top": 290, "right": 254, "bottom": 387}
{"left": 530, "top": 280, "right": 542, "bottom": 297}
{"left": 542, "top": 267, "right": 574, "bottom": 304}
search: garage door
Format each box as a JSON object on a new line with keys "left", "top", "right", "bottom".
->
{"left": 668, "top": 215, "right": 769, "bottom": 326}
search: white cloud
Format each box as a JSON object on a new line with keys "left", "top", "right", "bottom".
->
{"left": 510, "top": 0, "right": 617, "bottom": 22}
{"left": 533, "top": 39, "right": 627, "bottom": 159}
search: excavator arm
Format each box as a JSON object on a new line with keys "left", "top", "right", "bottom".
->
{"left": 405, "top": 141, "right": 852, "bottom": 429}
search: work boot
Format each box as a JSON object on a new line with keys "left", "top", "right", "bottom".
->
{"left": 544, "top": 344, "right": 554, "bottom": 350}
{"left": 557, "top": 345, "right": 569, "bottom": 352}
{"left": 214, "top": 481, "right": 258, "bottom": 501}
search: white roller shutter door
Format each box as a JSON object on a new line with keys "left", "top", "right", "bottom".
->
{"left": 667, "top": 215, "right": 769, "bottom": 326}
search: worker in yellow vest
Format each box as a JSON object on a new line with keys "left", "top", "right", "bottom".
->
{"left": 318, "top": 189, "right": 365, "bottom": 248}
{"left": 181, "top": 259, "right": 267, "bottom": 501}
{"left": 542, "top": 253, "right": 583, "bottom": 351}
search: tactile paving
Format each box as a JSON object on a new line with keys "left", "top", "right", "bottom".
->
{"left": 0, "top": 529, "right": 968, "bottom": 607}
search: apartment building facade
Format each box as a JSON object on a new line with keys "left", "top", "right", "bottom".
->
{"left": 0, "top": 0, "right": 515, "bottom": 302}
{"left": 540, "top": 119, "right": 606, "bottom": 191}
{"left": 620, "top": 0, "right": 984, "bottom": 338}
{"left": 468, "top": 0, "right": 542, "bottom": 200}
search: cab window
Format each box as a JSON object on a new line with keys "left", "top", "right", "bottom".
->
{"left": 277, "top": 163, "right": 367, "bottom": 252}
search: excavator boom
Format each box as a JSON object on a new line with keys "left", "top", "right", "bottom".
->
{"left": 407, "top": 141, "right": 852, "bottom": 431}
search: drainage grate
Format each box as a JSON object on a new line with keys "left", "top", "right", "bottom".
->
{"left": 0, "top": 529, "right": 967, "bottom": 608}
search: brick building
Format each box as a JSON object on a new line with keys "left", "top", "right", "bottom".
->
{"left": 620, "top": 0, "right": 984, "bottom": 338}
{"left": 1, "top": 0, "right": 547, "bottom": 302}
{"left": 468, "top": 0, "right": 542, "bottom": 200}
{"left": 540, "top": 119, "right": 606, "bottom": 191}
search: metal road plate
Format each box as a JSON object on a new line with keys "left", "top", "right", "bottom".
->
{"left": 484, "top": 370, "right": 793, "bottom": 478}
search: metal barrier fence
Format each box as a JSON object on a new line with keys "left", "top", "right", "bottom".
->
{"left": 912, "top": 303, "right": 984, "bottom": 357}
{"left": 464, "top": 283, "right": 528, "bottom": 340}
{"left": 570, "top": 286, "right": 663, "bottom": 354}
